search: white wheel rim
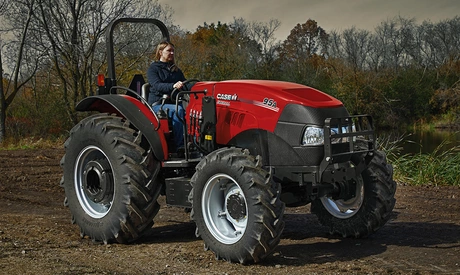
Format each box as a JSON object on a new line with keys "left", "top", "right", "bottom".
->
{"left": 74, "top": 146, "right": 115, "bottom": 219}
{"left": 201, "top": 173, "right": 248, "bottom": 244}
{"left": 320, "top": 176, "right": 364, "bottom": 219}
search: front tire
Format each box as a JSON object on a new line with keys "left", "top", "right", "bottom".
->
{"left": 60, "top": 113, "right": 162, "bottom": 243}
{"left": 311, "top": 149, "right": 396, "bottom": 238}
{"left": 189, "top": 147, "right": 285, "bottom": 264}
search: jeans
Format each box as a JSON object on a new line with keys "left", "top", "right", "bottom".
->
{"left": 152, "top": 103, "right": 185, "bottom": 149}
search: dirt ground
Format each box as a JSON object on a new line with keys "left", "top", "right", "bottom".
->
{"left": 0, "top": 148, "right": 459, "bottom": 275}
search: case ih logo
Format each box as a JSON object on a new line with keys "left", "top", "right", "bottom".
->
{"left": 217, "top": 93, "right": 238, "bottom": 101}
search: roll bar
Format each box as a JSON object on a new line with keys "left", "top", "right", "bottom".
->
{"left": 105, "top": 18, "right": 170, "bottom": 89}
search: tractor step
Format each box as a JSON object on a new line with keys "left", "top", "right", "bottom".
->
{"left": 165, "top": 176, "right": 192, "bottom": 208}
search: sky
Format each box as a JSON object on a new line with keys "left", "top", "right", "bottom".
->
{"left": 157, "top": 0, "right": 460, "bottom": 40}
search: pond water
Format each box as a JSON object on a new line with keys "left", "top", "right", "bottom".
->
{"left": 378, "top": 129, "right": 460, "bottom": 155}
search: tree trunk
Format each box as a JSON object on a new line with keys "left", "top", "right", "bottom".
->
{"left": 0, "top": 38, "right": 6, "bottom": 144}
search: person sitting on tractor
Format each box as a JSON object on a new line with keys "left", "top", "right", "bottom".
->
{"left": 147, "top": 41, "right": 187, "bottom": 150}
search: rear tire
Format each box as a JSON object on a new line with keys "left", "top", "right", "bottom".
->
{"left": 60, "top": 113, "right": 162, "bottom": 243}
{"left": 311, "top": 149, "right": 396, "bottom": 238}
{"left": 189, "top": 147, "right": 285, "bottom": 264}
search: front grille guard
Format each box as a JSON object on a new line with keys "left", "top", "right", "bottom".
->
{"left": 318, "top": 115, "right": 375, "bottom": 183}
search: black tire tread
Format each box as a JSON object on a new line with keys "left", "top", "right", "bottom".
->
{"left": 189, "top": 147, "right": 285, "bottom": 264}
{"left": 61, "top": 113, "right": 161, "bottom": 244}
{"left": 312, "top": 150, "right": 396, "bottom": 238}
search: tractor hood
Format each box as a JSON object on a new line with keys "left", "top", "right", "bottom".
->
{"left": 192, "top": 80, "right": 343, "bottom": 109}
{"left": 187, "top": 80, "right": 345, "bottom": 145}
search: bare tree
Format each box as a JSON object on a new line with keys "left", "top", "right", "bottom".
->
{"left": 420, "top": 17, "right": 460, "bottom": 70}
{"left": 230, "top": 17, "right": 281, "bottom": 79}
{"left": 248, "top": 18, "right": 281, "bottom": 79}
{"left": 3, "top": 0, "right": 173, "bottom": 128}
{"left": 0, "top": 0, "right": 37, "bottom": 143}
{"left": 341, "top": 27, "right": 372, "bottom": 72}
{"left": 372, "top": 16, "right": 416, "bottom": 71}
{"left": 0, "top": 35, "right": 5, "bottom": 143}
{"left": 0, "top": 0, "right": 8, "bottom": 142}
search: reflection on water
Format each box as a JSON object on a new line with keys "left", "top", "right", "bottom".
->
{"left": 378, "top": 129, "right": 460, "bottom": 155}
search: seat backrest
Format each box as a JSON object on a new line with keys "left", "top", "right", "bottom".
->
{"left": 142, "top": 83, "right": 150, "bottom": 101}
{"left": 128, "top": 74, "right": 145, "bottom": 95}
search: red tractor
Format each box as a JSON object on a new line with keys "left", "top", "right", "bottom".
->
{"left": 61, "top": 18, "right": 396, "bottom": 264}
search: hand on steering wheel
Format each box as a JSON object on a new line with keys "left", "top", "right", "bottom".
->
{"left": 173, "top": 81, "right": 184, "bottom": 90}
{"left": 171, "top": 78, "right": 200, "bottom": 101}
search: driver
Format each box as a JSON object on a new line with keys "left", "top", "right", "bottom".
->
{"left": 147, "top": 41, "right": 187, "bottom": 151}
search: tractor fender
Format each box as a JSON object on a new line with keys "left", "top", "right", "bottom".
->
{"left": 76, "top": 94, "right": 167, "bottom": 160}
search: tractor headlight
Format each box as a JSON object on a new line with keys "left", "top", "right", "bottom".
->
{"left": 302, "top": 126, "right": 355, "bottom": 146}
{"left": 302, "top": 126, "right": 324, "bottom": 146}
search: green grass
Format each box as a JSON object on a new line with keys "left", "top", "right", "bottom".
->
{"left": 0, "top": 136, "right": 65, "bottom": 150}
{"left": 378, "top": 134, "right": 460, "bottom": 186}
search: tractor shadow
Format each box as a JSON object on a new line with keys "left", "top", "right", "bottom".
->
{"left": 136, "top": 206, "right": 197, "bottom": 244}
{"left": 138, "top": 220, "right": 197, "bottom": 244}
{"left": 263, "top": 211, "right": 460, "bottom": 266}
{"left": 136, "top": 208, "right": 460, "bottom": 266}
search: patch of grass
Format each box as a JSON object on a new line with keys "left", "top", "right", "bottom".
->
{"left": 378, "top": 134, "right": 460, "bottom": 186}
{"left": 0, "top": 136, "right": 65, "bottom": 150}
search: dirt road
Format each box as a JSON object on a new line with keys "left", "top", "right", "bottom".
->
{"left": 1, "top": 148, "right": 459, "bottom": 274}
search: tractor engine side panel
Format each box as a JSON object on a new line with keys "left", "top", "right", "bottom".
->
{"left": 227, "top": 129, "right": 316, "bottom": 167}
{"left": 227, "top": 104, "right": 352, "bottom": 167}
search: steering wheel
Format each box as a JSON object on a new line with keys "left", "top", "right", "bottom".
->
{"left": 171, "top": 78, "right": 200, "bottom": 101}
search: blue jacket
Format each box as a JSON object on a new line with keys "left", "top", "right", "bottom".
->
{"left": 147, "top": 61, "right": 186, "bottom": 105}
